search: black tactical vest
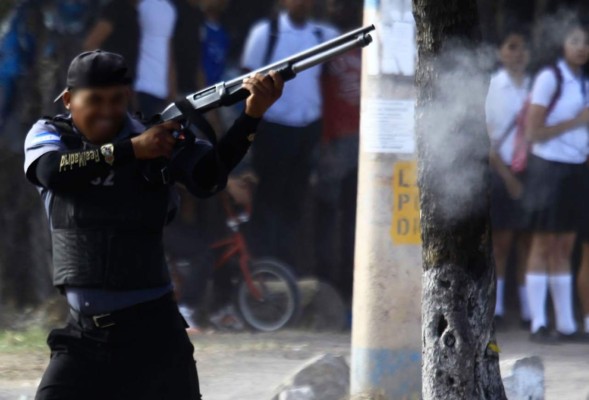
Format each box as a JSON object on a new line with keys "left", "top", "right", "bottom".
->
{"left": 47, "top": 117, "right": 172, "bottom": 291}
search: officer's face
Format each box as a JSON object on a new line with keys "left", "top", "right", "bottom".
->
{"left": 63, "top": 86, "right": 130, "bottom": 145}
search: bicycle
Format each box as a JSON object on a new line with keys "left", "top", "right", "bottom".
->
{"left": 209, "top": 191, "right": 301, "bottom": 332}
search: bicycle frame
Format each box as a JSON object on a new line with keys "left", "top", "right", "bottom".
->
{"left": 210, "top": 193, "right": 263, "bottom": 301}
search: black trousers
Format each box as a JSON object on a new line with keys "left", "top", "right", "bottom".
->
{"left": 314, "top": 169, "right": 358, "bottom": 303}
{"left": 249, "top": 119, "right": 322, "bottom": 271}
{"left": 35, "top": 293, "right": 202, "bottom": 400}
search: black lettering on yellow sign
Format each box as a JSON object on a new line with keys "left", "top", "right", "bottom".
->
{"left": 391, "top": 160, "right": 421, "bottom": 245}
{"left": 397, "top": 217, "right": 420, "bottom": 236}
{"left": 398, "top": 168, "right": 418, "bottom": 188}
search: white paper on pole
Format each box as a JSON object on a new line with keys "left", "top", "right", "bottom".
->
{"left": 376, "top": 0, "right": 416, "bottom": 76}
{"left": 360, "top": 99, "right": 415, "bottom": 154}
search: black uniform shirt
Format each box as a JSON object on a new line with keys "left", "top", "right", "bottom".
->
{"left": 23, "top": 111, "right": 259, "bottom": 314}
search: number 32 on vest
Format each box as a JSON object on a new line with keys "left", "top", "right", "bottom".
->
{"left": 91, "top": 171, "right": 115, "bottom": 187}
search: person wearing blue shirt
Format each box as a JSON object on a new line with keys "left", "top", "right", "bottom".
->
{"left": 200, "top": 0, "right": 230, "bottom": 86}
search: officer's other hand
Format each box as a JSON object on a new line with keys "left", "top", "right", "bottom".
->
{"left": 242, "top": 70, "right": 284, "bottom": 118}
{"left": 131, "top": 121, "right": 180, "bottom": 159}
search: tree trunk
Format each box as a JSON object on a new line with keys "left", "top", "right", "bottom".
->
{"left": 413, "top": 0, "right": 506, "bottom": 399}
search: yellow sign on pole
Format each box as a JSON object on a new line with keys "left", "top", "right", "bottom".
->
{"left": 391, "top": 160, "right": 421, "bottom": 245}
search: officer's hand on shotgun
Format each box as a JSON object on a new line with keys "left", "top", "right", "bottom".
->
{"left": 242, "top": 70, "right": 284, "bottom": 118}
{"left": 131, "top": 120, "right": 181, "bottom": 160}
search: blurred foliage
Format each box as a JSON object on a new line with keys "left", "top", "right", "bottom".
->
{"left": 0, "top": 0, "right": 13, "bottom": 20}
{"left": 0, "top": 328, "right": 46, "bottom": 353}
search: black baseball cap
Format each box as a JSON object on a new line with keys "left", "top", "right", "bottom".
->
{"left": 54, "top": 50, "right": 133, "bottom": 102}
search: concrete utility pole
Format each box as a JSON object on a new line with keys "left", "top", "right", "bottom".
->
{"left": 350, "top": 0, "right": 421, "bottom": 398}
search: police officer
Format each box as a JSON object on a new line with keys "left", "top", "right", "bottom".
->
{"left": 24, "top": 50, "right": 283, "bottom": 400}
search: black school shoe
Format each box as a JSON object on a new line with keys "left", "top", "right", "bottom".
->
{"left": 557, "top": 331, "right": 589, "bottom": 344}
{"left": 530, "top": 327, "right": 559, "bottom": 344}
{"left": 520, "top": 319, "right": 531, "bottom": 331}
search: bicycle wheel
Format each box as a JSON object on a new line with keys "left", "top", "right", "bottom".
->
{"left": 235, "top": 258, "right": 300, "bottom": 332}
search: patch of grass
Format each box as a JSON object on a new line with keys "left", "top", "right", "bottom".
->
{"left": 0, "top": 327, "right": 47, "bottom": 353}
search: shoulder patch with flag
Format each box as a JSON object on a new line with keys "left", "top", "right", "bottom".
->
{"left": 29, "top": 131, "right": 62, "bottom": 147}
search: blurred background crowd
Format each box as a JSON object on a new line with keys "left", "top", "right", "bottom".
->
{"left": 2, "top": 0, "right": 589, "bottom": 341}
{"left": 0, "top": 0, "right": 364, "bottom": 333}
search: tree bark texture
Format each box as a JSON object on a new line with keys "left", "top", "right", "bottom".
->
{"left": 413, "top": 1, "right": 506, "bottom": 399}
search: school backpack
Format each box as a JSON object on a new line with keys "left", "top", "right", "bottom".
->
{"left": 263, "top": 15, "right": 325, "bottom": 65}
{"left": 511, "top": 65, "right": 563, "bottom": 173}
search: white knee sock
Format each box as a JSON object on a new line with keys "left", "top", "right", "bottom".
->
{"left": 519, "top": 285, "right": 531, "bottom": 321}
{"left": 526, "top": 273, "right": 548, "bottom": 333}
{"left": 495, "top": 278, "right": 505, "bottom": 317}
{"left": 548, "top": 274, "right": 577, "bottom": 335}
{"left": 584, "top": 316, "right": 589, "bottom": 333}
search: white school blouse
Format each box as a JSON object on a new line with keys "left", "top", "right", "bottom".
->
{"left": 485, "top": 68, "right": 530, "bottom": 165}
{"left": 530, "top": 60, "right": 589, "bottom": 164}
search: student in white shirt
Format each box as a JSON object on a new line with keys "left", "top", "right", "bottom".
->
{"left": 240, "top": 0, "right": 337, "bottom": 270}
{"left": 134, "top": 0, "right": 177, "bottom": 117}
{"left": 485, "top": 27, "right": 531, "bottom": 328}
{"left": 523, "top": 22, "right": 589, "bottom": 343}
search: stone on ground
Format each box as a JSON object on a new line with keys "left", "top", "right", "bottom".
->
{"left": 271, "top": 354, "right": 349, "bottom": 400}
{"left": 502, "top": 356, "right": 545, "bottom": 400}
{"left": 298, "top": 280, "right": 347, "bottom": 331}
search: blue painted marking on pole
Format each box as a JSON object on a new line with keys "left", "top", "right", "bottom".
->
{"left": 351, "top": 347, "right": 421, "bottom": 398}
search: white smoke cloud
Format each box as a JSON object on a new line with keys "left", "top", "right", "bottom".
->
{"left": 417, "top": 41, "right": 496, "bottom": 223}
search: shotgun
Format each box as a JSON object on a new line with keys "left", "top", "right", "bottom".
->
{"left": 159, "top": 25, "right": 375, "bottom": 124}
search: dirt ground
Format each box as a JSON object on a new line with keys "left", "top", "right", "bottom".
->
{"left": 0, "top": 328, "right": 587, "bottom": 400}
